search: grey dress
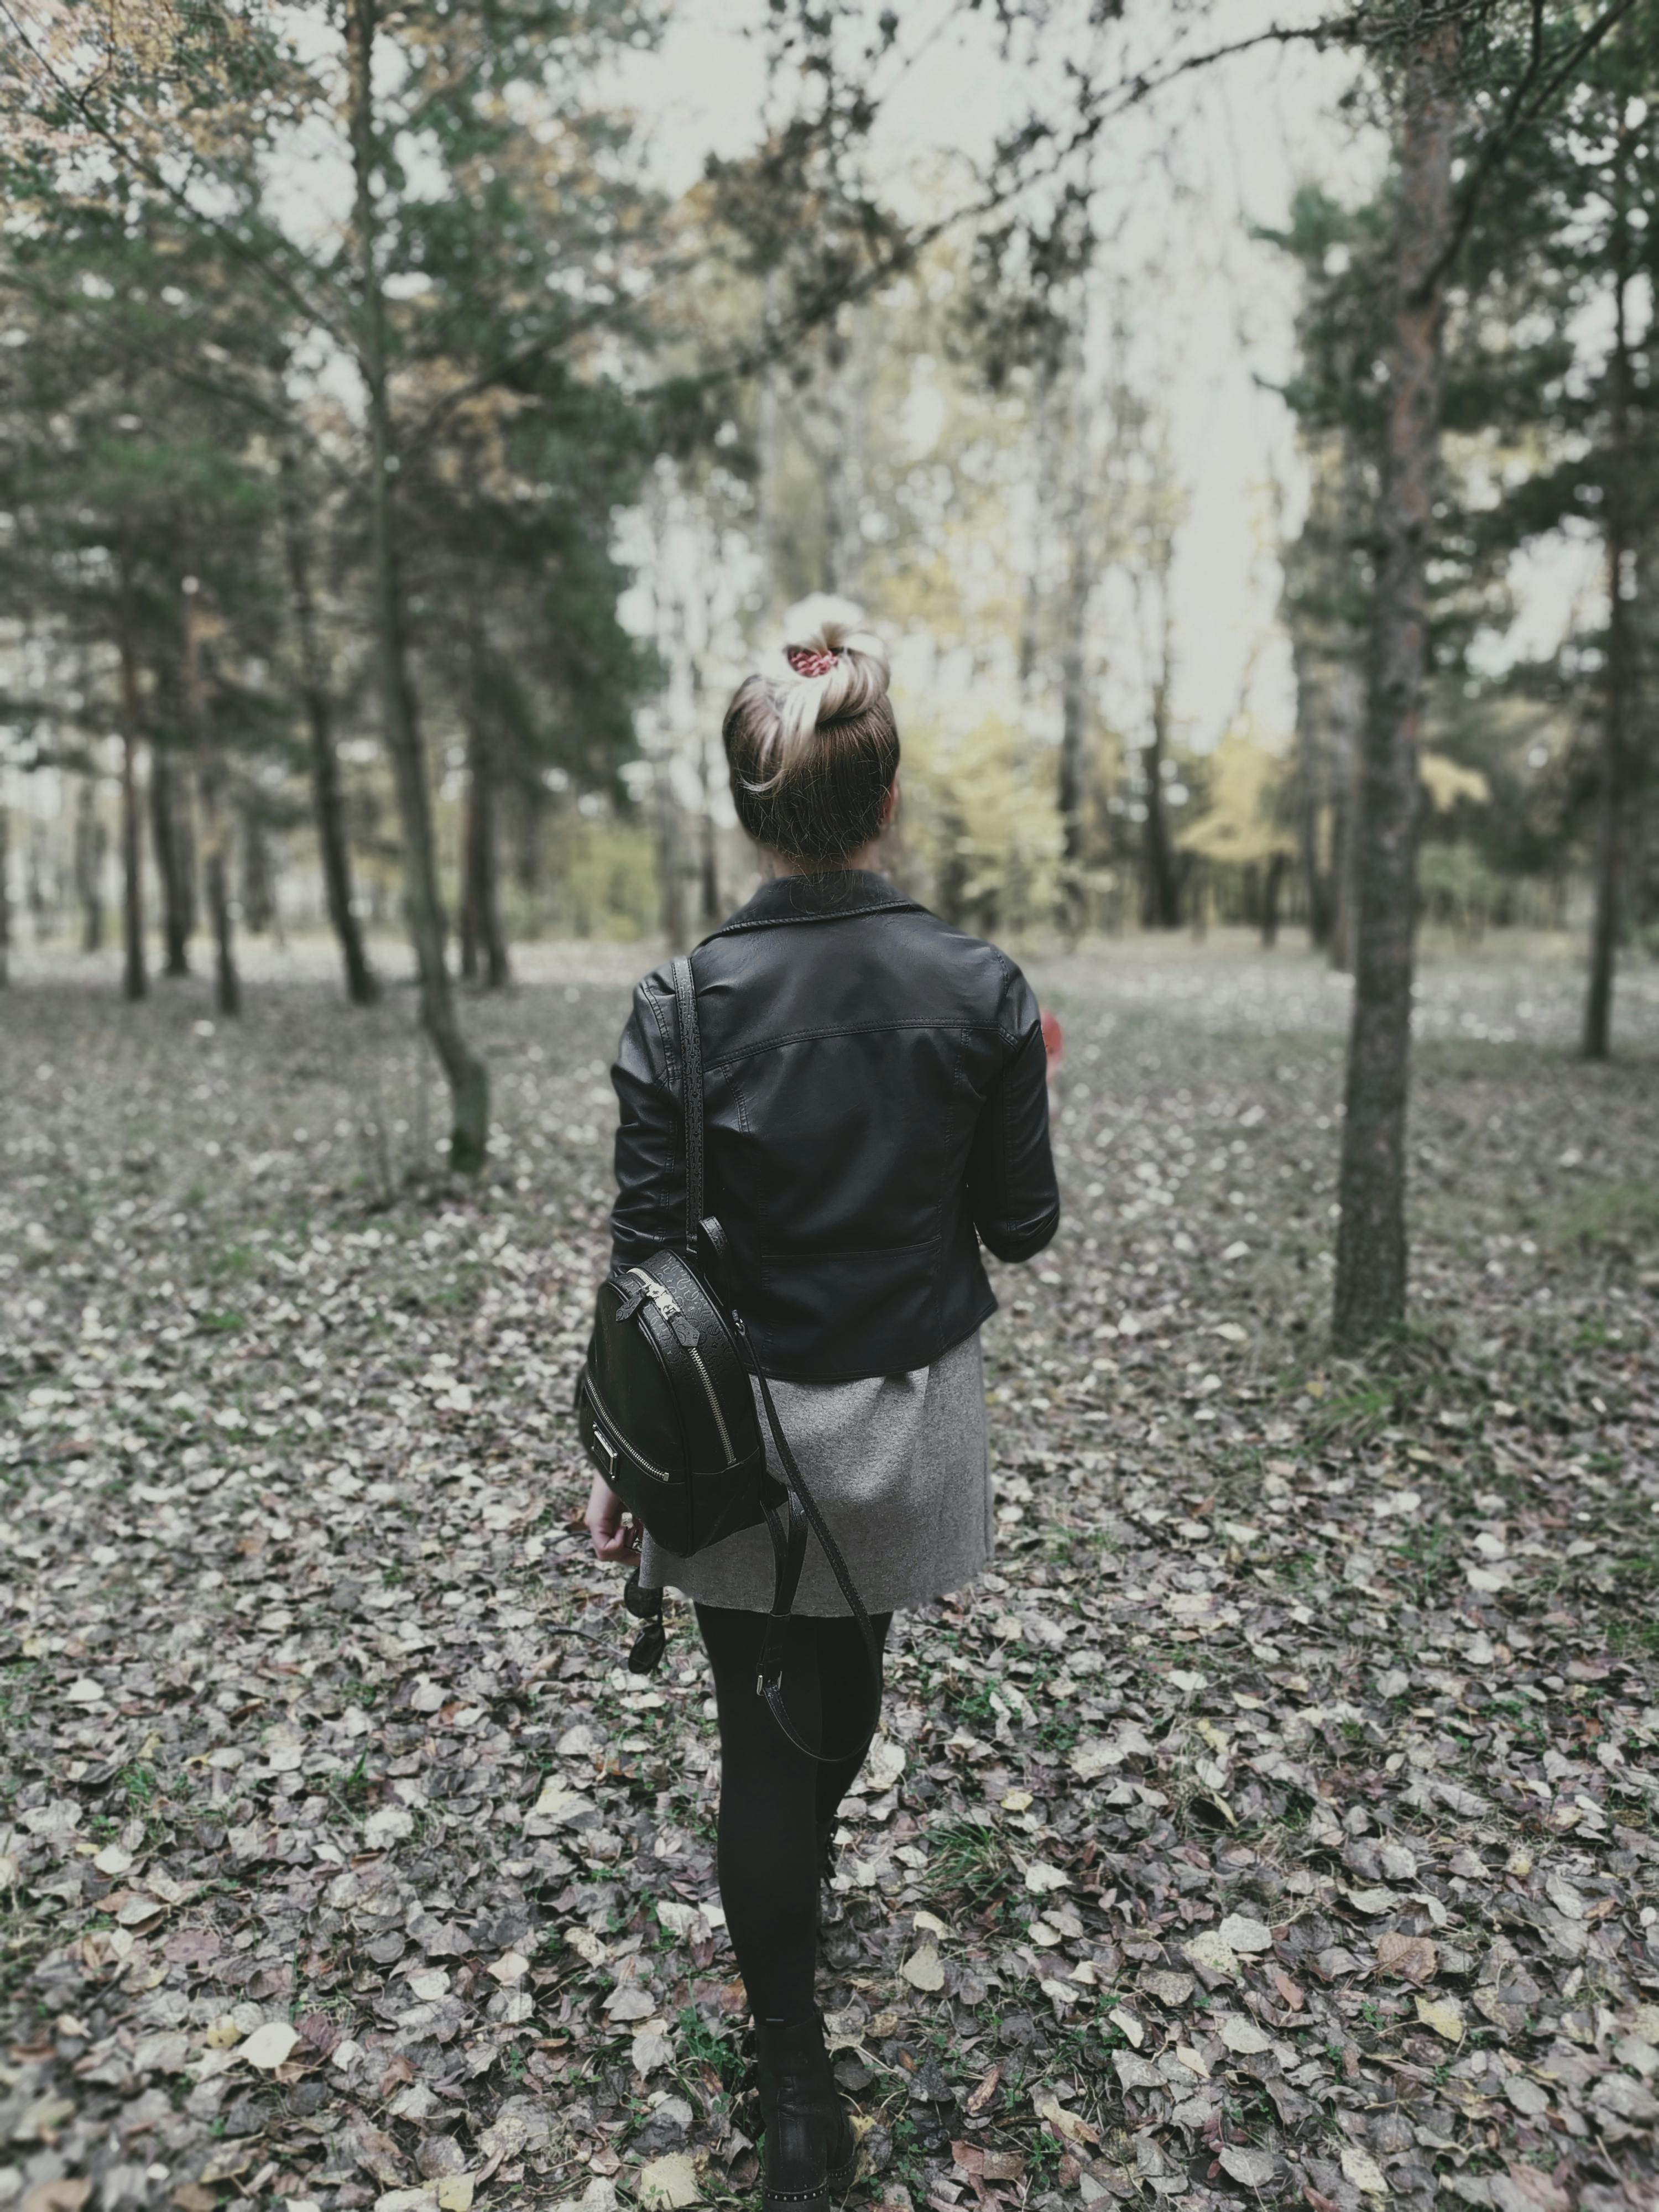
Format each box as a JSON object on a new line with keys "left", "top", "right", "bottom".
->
{"left": 639, "top": 1328, "right": 992, "bottom": 1616}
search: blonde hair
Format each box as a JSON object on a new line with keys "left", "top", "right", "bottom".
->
{"left": 722, "top": 596, "right": 899, "bottom": 865}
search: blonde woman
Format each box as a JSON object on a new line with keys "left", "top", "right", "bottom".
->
{"left": 585, "top": 598, "right": 1059, "bottom": 2212}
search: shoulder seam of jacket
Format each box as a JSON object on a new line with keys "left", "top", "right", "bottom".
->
{"left": 704, "top": 1016, "right": 1006, "bottom": 1071}
{"left": 702, "top": 896, "right": 927, "bottom": 938}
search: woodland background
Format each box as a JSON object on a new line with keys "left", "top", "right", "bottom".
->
{"left": 1, "top": 7, "right": 1658, "bottom": 2212}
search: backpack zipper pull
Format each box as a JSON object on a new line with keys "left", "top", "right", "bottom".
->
{"left": 669, "top": 1312, "right": 700, "bottom": 1348}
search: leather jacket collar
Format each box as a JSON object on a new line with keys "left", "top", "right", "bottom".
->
{"left": 703, "top": 868, "right": 924, "bottom": 938}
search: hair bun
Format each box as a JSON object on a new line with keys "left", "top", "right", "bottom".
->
{"left": 775, "top": 595, "right": 890, "bottom": 742}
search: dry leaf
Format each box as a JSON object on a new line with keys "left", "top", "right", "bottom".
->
{"left": 900, "top": 1943, "right": 945, "bottom": 1991}
{"left": 1376, "top": 1931, "right": 1437, "bottom": 1984}
{"left": 234, "top": 2021, "right": 298, "bottom": 2071}
{"left": 1339, "top": 2144, "right": 1390, "bottom": 2197}
{"left": 638, "top": 2154, "right": 700, "bottom": 2210}
{"left": 1415, "top": 1994, "right": 1465, "bottom": 2044}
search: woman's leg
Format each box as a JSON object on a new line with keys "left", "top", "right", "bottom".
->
{"left": 693, "top": 1604, "right": 892, "bottom": 2017}
{"left": 695, "top": 1603, "right": 823, "bottom": 2021}
{"left": 815, "top": 1610, "right": 892, "bottom": 1833}
{"left": 695, "top": 1603, "right": 885, "bottom": 2210}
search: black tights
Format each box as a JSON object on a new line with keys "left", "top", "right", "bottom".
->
{"left": 695, "top": 1603, "right": 892, "bottom": 2023}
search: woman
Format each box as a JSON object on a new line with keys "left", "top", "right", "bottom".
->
{"left": 585, "top": 598, "right": 1059, "bottom": 2212}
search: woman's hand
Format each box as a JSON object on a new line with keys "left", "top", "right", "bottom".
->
{"left": 585, "top": 1472, "right": 640, "bottom": 1564}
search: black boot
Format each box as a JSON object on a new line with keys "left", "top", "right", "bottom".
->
{"left": 754, "top": 2012, "right": 857, "bottom": 2211}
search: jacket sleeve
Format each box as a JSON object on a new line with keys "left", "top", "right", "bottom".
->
{"left": 966, "top": 961, "right": 1061, "bottom": 1262}
{"left": 609, "top": 969, "right": 688, "bottom": 1266}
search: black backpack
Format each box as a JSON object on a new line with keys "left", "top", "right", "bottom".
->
{"left": 576, "top": 956, "right": 879, "bottom": 1759}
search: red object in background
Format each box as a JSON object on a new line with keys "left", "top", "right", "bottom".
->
{"left": 1041, "top": 1009, "right": 1063, "bottom": 1082}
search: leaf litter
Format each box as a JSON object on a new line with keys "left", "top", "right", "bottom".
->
{"left": 0, "top": 938, "right": 1656, "bottom": 2212}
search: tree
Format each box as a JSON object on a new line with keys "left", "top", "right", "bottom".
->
{"left": 1331, "top": 15, "right": 1462, "bottom": 1353}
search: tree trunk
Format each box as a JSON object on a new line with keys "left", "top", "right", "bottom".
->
{"left": 462, "top": 707, "right": 509, "bottom": 989}
{"left": 459, "top": 775, "right": 479, "bottom": 984}
{"left": 1262, "top": 851, "right": 1289, "bottom": 948}
{"left": 1332, "top": 16, "right": 1458, "bottom": 1352}
{"left": 698, "top": 734, "right": 721, "bottom": 924}
{"left": 1292, "top": 632, "right": 1334, "bottom": 946}
{"left": 824, "top": 313, "right": 861, "bottom": 598}
{"left": 1583, "top": 217, "right": 1633, "bottom": 1061}
{"left": 1020, "top": 359, "right": 1060, "bottom": 701}
{"left": 75, "top": 773, "right": 105, "bottom": 953}
{"left": 0, "top": 799, "right": 9, "bottom": 987}
{"left": 149, "top": 745, "right": 192, "bottom": 975}
{"left": 349, "top": 0, "right": 487, "bottom": 1168}
{"left": 655, "top": 749, "right": 688, "bottom": 953}
{"left": 241, "top": 804, "right": 276, "bottom": 933}
{"left": 1140, "top": 646, "right": 1182, "bottom": 928}
{"left": 277, "top": 411, "right": 378, "bottom": 1005}
{"left": 118, "top": 572, "right": 147, "bottom": 1002}
{"left": 756, "top": 268, "right": 780, "bottom": 619}
{"left": 185, "top": 600, "right": 241, "bottom": 1018}
{"left": 1057, "top": 346, "right": 1094, "bottom": 936}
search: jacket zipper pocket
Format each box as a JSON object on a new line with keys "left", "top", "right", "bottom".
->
{"left": 628, "top": 1268, "right": 738, "bottom": 1466}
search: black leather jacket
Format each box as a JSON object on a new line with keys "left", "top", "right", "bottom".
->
{"left": 609, "top": 870, "right": 1060, "bottom": 1382}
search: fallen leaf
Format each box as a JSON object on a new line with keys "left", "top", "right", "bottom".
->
{"left": 234, "top": 2020, "right": 298, "bottom": 2071}
{"left": 1032, "top": 2091, "right": 1099, "bottom": 2147}
{"left": 901, "top": 1943, "right": 945, "bottom": 1991}
{"left": 964, "top": 2063, "right": 1001, "bottom": 2116}
{"left": 22, "top": 2185, "right": 91, "bottom": 2212}
{"left": 1339, "top": 2144, "right": 1390, "bottom": 2197}
{"left": 1219, "top": 2015, "right": 1271, "bottom": 2055}
{"left": 1219, "top": 2146, "right": 1278, "bottom": 2188}
{"left": 1183, "top": 1930, "right": 1240, "bottom": 1978}
{"left": 638, "top": 2154, "right": 700, "bottom": 2210}
{"left": 1375, "top": 1931, "right": 1438, "bottom": 1984}
{"left": 1217, "top": 1913, "right": 1273, "bottom": 1953}
{"left": 1415, "top": 1995, "right": 1465, "bottom": 2044}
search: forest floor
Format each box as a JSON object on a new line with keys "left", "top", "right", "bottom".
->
{"left": 2, "top": 930, "right": 1658, "bottom": 2212}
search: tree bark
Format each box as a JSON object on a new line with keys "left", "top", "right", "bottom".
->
{"left": 1292, "top": 631, "right": 1334, "bottom": 946}
{"left": 1057, "top": 345, "right": 1094, "bottom": 935}
{"left": 149, "top": 744, "right": 192, "bottom": 975}
{"left": 1261, "top": 851, "right": 1289, "bottom": 948}
{"left": 755, "top": 268, "right": 780, "bottom": 619}
{"left": 1332, "top": 15, "right": 1459, "bottom": 1352}
{"left": 185, "top": 599, "right": 241, "bottom": 1018}
{"left": 824, "top": 313, "right": 861, "bottom": 598}
{"left": 655, "top": 748, "right": 688, "bottom": 953}
{"left": 241, "top": 804, "right": 276, "bottom": 933}
{"left": 1140, "top": 601, "right": 1182, "bottom": 930}
{"left": 1583, "top": 208, "right": 1633, "bottom": 1061}
{"left": 462, "top": 703, "right": 509, "bottom": 989}
{"left": 75, "top": 773, "right": 105, "bottom": 953}
{"left": 349, "top": 0, "right": 487, "bottom": 1167}
{"left": 118, "top": 564, "right": 147, "bottom": 1002}
{"left": 277, "top": 410, "right": 378, "bottom": 1005}
{"left": 698, "top": 734, "right": 721, "bottom": 924}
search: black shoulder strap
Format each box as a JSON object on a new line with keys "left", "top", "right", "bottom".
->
{"left": 670, "top": 954, "right": 703, "bottom": 1257}
{"left": 734, "top": 1312, "right": 883, "bottom": 1767}
{"left": 665, "top": 956, "right": 880, "bottom": 1767}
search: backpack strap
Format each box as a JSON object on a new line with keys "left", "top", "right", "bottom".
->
{"left": 735, "top": 1312, "right": 883, "bottom": 1766}
{"left": 664, "top": 959, "right": 880, "bottom": 1764}
{"left": 670, "top": 954, "right": 704, "bottom": 1260}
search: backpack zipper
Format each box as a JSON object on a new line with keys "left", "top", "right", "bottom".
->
{"left": 627, "top": 1268, "right": 737, "bottom": 1464}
